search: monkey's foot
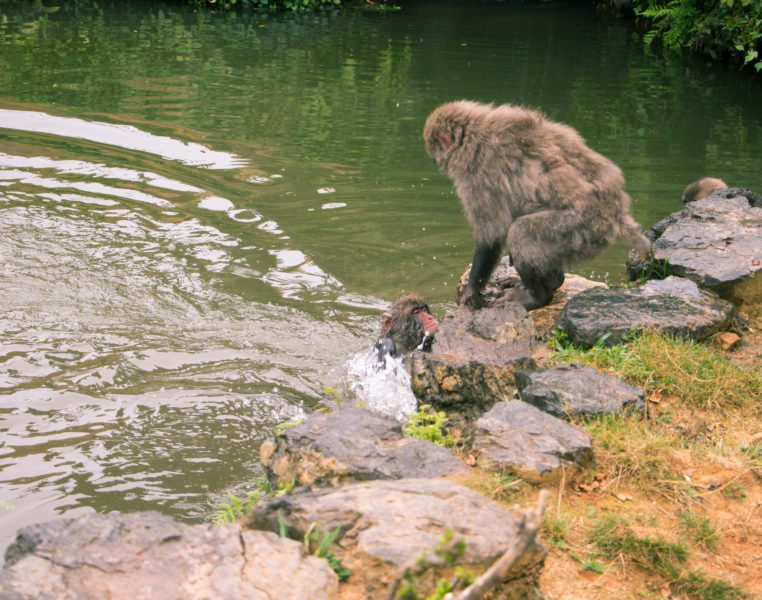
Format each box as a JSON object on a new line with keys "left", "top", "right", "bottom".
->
{"left": 495, "top": 284, "right": 551, "bottom": 311}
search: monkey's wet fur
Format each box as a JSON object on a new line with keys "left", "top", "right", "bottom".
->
{"left": 375, "top": 294, "right": 438, "bottom": 363}
{"left": 424, "top": 100, "right": 650, "bottom": 310}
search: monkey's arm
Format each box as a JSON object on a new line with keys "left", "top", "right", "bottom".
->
{"left": 460, "top": 238, "right": 504, "bottom": 307}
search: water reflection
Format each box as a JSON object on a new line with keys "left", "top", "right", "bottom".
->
{"left": 0, "top": 110, "right": 246, "bottom": 169}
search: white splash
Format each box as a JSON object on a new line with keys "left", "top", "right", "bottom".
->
{"left": 345, "top": 350, "right": 417, "bottom": 423}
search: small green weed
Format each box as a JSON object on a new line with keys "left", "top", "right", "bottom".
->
{"left": 304, "top": 523, "right": 352, "bottom": 581}
{"left": 404, "top": 404, "right": 455, "bottom": 447}
{"left": 723, "top": 483, "right": 746, "bottom": 500}
{"left": 213, "top": 476, "right": 272, "bottom": 524}
{"left": 274, "top": 418, "right": 304, "bottom": 435}
{"left": 397, "top": 529, "right": 473, "bottom": 600}
{"left": 542, "top": 514, "right": 569, "bottom": 548}
{"left": 591, "top": 514, "right": 688, "bottom": 578}
{"left": 679, "top": 511, "right": 719, "bottom": 550}
{"left": 485, "top": 471, "right": 523, "bottom": 502}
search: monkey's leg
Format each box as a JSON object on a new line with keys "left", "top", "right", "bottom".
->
{"left": 503, "top": 211, "right": 586, "bottom": 310}
{"left": 460, "top": 239, "right": 504, "bottom": 307}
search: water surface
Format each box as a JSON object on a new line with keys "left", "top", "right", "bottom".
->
{"left": 1, "top": 0, "right": 760, "bottom": 545}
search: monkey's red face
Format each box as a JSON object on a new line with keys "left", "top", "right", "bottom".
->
{"left": 412, "top": 305, "right": 438, "bottom": 336}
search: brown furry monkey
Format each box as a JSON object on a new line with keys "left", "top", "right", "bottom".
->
{"left": 681, "top": 177, "right": 727, "bottom": 204}
{"left": 374, "top": 294, "right": 438, "bottom": 362}
{"left": 423, "top": 100, "right": 649, "bottom": 310}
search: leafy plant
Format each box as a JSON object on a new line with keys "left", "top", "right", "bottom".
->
{"left": 213, "top": 476, "right": 272, "bottom": 523}
{"left": 633, "top": 0, "right": 762, "bottom": 73}
{"left": 398, "top": 529, "right": 473, "bottom": 600}
{"left": 304, "top": 523, "right": 352, "bottom": 581}
{"left": 404, "top": 404, "right": 456, "bottom": 447}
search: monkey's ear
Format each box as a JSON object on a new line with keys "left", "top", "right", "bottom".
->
{"left": 380, "top": 312, "right": 393, "bottom": 334}
{"left": 436, "top": 130, "right": 452, "bottom": 150}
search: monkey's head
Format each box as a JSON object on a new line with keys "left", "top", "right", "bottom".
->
{"left": 423, "top": 100, "right": 488, "bottom": 172}
{"left": 682, "top": 177, "right": 727, "bottom": 204}
{"left": 375, "top": 294, "right": 438, "bottom": 361}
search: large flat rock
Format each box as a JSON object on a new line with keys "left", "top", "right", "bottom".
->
{"left": 516, "top": 364, "right": 644, "bottom": 419}
{"left": 259, "top": 408, "right": 468, "bottom": 488}
{"left": 557, "top": 277, "right": 736, "bottom": 347}
{"left": 629, "top": 191, "right": 762, "bottom": 308}
{"left": 471, "top": 401, "right": 594, "bottom": 483}
{"left": 243, "top": 478, "right": 545, "bottom": 599}
{"left": 410, "top": 304, "right": 538, "bottom": 418}
{"left": 1, "top": 511, "right": 338, "bottom": 600}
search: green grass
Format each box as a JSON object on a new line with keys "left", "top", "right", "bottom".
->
{"left": 542, "top": 513, "right": 570, "bottom": 548}
{"left": 550, "top": 331, "right": 762, "bottom": 410}
{"left": 591, "top": 514, "right": 688, "bottom": 579}
{"left": 679, "top": 511, "right": 719, "bottom": 550}
{"left": 590, "top": 514, "right": 748, "bottom": 599}
{"left": 584, "top": 412, "right": 682, "bottom": 485}
{"left": 671, "top": 572, "right": 749, "bottom": 600}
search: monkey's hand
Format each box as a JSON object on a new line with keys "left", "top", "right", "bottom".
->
{"left": 458, "top": 285, "right": 486, "bottom": 309}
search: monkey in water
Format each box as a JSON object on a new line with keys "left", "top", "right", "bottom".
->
{"left": 681, "top": 177, "right": 727, "bottom": 204}
{"left": 374, "top": 294, "right": 438, "bottom": 363}
{"left": 423, "top": 100, "right": 649, "bottom": 310}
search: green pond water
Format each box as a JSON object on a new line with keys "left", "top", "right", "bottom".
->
{"left": 1, "top": 0, "right": 760, "bottom": 544}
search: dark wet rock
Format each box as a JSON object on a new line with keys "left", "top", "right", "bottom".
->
{"left": 243, "top": 478, "right": 546, "bottom": 599}
{"left": 627, "top": 191, "right": 762, "bottom": 308}
{"left": 457, "top": 258, "right": 608, "bottom": 311}
{"left": 1, "top": 511, "right": 338, "bottom": 600}
{"left": 557, "top": 276, "right": 737, "bottom": 347}
{"left": 456, "top": 259, "right": 608, "bottom": 339}
{"left": 470, "top": 401, "right": 594, "bottom": 483}
{"left": 259, "top": 408, "right": 468, "bottom": 488}
{"left": 410, "top": 304, "right": 538, "bottom": 419}
{"left": 516, "top": 364, "right": 644, "bottom": 419}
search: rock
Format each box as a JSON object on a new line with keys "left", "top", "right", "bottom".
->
{"left": 243, "top": 478, "right": 545, "bottom": 599}
{"left": 457, "top": 258, "right": 608, "bottom": 307}
{"left": 457, "top": 258, "right": 608, "bottom": 338}
{"left": 712, "top": 332, "right": 741, "bottom": 352}
{"left": 628, "top": 191, "right": 762, "bottom": 308}
{"left": 259, "top": 408, "right": 468, "bottom": 488}
{"left": 557, "top": 276, "right": 737, "bottom": 347}
{"left": 410, "top": 304, "right": 538, "bottom": 419}
{"left": 471, "top": 401, "right": 594, "bottom": 483}
{"left": 0, "top": 511, "right": 338, "bottom": 600}
{"left": 516, "top": 364, "right": 644, "bottom": 418}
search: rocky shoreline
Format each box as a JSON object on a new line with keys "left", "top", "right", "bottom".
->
{"left": 1, "top": 186, "right": 759, "bottom": 598}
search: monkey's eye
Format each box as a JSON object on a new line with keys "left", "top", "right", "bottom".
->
{"left": 412, "top": 305, "right": 430, "bottom": 315}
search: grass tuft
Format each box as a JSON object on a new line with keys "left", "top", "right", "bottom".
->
{"left": 591, "top": 514, "right": 688, "bottom": 578}
{"left": 584, "top": 412, "right": 682, "bottom": 486}
{"left": 679, "top": 511, "right": 719, "bottom": 550}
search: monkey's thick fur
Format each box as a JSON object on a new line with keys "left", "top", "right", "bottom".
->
{"left": 424, "top": 100, "right": 649, "bottom": 310}
{"left": 681, "top": 177, "right": 727, "bottom": 204}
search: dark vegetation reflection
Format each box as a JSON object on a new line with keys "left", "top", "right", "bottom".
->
{"left": 0, "top": 0, "right": 760, "bottom": 544}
